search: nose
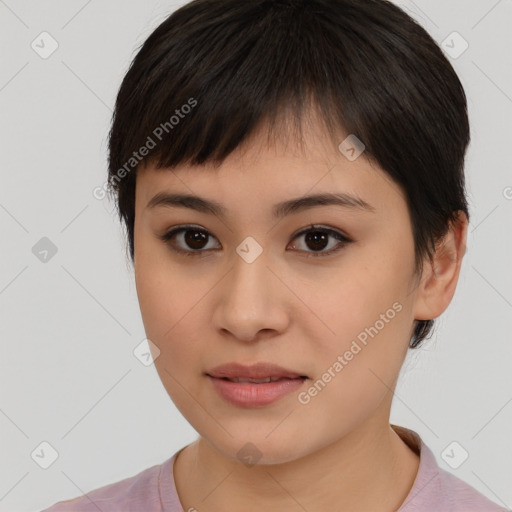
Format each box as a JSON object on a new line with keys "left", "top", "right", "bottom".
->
{"left": 212, "top": 249, "right": 290, "bottom": 343}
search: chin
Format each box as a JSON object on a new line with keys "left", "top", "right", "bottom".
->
{"left": 202, "top": 428, "right": 318, "bottom": 467}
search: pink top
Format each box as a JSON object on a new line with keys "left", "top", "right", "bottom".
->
{"left": 41, "top": 426, "right": 509, "bottom": 512}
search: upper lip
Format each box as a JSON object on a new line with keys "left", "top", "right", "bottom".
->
{"left": 206, "top": 362, "right": 307, "bottom": 380}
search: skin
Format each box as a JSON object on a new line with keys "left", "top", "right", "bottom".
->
{"left": 133, "top": 113, "right": 468, "bottom": 512}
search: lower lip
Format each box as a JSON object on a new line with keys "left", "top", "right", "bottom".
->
{"left": 208, "top": 376, "right": 307, "bottom": 407}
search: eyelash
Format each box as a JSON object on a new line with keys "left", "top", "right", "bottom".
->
{"left": 158, "top": 224, "right": 354, "bottom": 259}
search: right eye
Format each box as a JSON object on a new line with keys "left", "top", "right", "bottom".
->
{"left": 159, "top": 225, "right": 221, "bottom": 257}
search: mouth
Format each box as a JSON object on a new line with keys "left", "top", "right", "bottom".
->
{"left": 212, "top": 376, "right": 307, "bottom": 383}
{"left": 205, "top": 362, "right": 308, "bottom": 407}
{"left": 206, "top": 361, "right": 308, "bottom": 381}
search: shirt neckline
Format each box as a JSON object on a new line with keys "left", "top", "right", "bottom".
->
{"left": 391, "top": 424, "right": 443, "bottom": 511}
{"left": 158, "top": 425, "right": 438, "bottom": 512}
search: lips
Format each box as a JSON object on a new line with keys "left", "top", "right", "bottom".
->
{"left": 224, "top": 376, "right": 292, "bottom": 383}
{"left": 206, "top": 362, "right": 308, "bottom": 407}
{"left": 206, "top": 362, "right": 307, "bottom": 381}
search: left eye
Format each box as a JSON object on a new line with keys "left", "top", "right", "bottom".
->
{"left": 159, "top": 224, "right": 353, "bottom": 257}
{"left": 288, "top": 225, "right": 353, "bottom": 257}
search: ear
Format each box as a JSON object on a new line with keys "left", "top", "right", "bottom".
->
{"left": 413, "top": 211, "right": 468, "bottom": 321}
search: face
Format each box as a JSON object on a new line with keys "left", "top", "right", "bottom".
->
{"left": 133, "top": 119, "right": 423, "bottom": 465}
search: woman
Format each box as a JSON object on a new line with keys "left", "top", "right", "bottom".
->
{"left": 42, "top": 0, "right": 510, "bottom": 510}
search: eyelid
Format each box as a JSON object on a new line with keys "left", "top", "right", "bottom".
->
{"left": 288, "top": 224, "right": 354, "bottom": 258}
{"left": 158, "top": 223, "right": 354, "bottom": 258}
{"left": 158, "top": 224, "right": 219, "bottom": 257}
{"left": 290, "top": 224, "right": 351, "bottom": 242}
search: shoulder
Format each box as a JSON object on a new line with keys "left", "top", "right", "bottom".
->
{"left": 39, "top": 456, "right": 174, "bottom": 512}
{"left": 433, "top": 465, "right": 510, "bottom": 512}
{"left": 393, "top": 425, "right": 510, "bottom": 512}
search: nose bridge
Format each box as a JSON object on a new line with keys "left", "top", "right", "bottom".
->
{"left": 213, "top": 243, "right": 288, "bottom": 340}
{"left": 227, "top": 245, "right": 272, "bottom": 311}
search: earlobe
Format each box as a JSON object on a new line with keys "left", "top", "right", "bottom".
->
{"left": 412, "top": 211, "right": 468, "bottom": 321}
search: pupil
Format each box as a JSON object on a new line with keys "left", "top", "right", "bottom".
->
{"left": 306, "top": 231, "right": 328, "bottom": 251}
{"left": 182, "top": 229, "right": 329, "bottom": 251}
{"left": 185, "top": 230, "right": 208, "bottom": 249}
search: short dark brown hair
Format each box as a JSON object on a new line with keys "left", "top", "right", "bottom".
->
{"left": 107, "top": 0, "right": 470, "bottom": 348}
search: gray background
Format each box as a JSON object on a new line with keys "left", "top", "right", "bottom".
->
{"left": 1, "top": 1, "right": 511, "bottom": 511}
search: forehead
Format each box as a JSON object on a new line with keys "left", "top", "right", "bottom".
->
{"left": 135, "top": 117, "right": 407, "bottom": 220}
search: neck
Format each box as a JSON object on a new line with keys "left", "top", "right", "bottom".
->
{"left": 173, "top": 418, "right": 420, "bottom": 512}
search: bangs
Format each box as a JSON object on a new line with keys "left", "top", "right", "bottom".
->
{"left": 108, "top": 2, "right": 377, "bottom": 176}
{"left": 107, "top": 0, "right": 469, "bottom": 289}
{"left": 106, "top": 0, "right": 470, "bottom": 348}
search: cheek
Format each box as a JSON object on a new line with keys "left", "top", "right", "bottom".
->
{"left": 135, "top": 228, "right": 188, "bottom": 333}
{"left": 134, "top": 248, "right": 209, "bottom": 367}
{"left": 135, "top": 265, "right": 172, "bottom": 340}
{"left": 135, "top": 253, "right": 185, "bottom": 353}
{"left": 299, "top": 283, "right": 410, "bottom": 437}
{"left": 304, "top": 234, "right": 414, "bottom": 384}
{"left": 311, "top": 265, "right": 410, "bottom": 350}
{"left": 135, "top": 260, "right": 208, "bottom": 415}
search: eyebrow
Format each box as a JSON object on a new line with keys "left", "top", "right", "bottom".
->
{"left": 146, "top": 191, "right": 376, "bottom": 218}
